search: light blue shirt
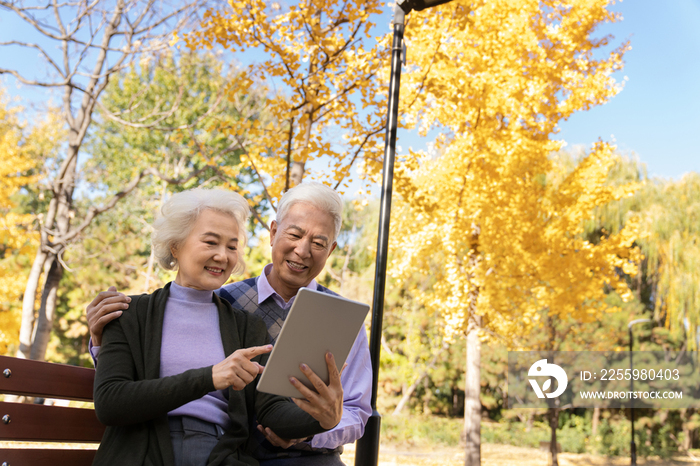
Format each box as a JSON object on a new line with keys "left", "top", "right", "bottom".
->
{"left": 256, "top": 263, "right": 318, "bottom": 309}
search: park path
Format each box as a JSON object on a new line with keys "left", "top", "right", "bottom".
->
{"left": 2, "top": 440, "right": 698, "bottom": 464}
{"left": 341, "top": 443, "right": 700, "bottom": 465}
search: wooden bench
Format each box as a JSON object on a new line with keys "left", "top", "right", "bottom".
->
{"left": 0, "top": 355, "right": 105, "bottom": 465}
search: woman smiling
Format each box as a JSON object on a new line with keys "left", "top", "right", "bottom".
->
{"left": 92, "top": 188, "right": 327, "bottom": 466}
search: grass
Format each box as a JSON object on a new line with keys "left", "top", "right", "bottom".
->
{"left": 380, "top": 414, "right": 463, "bottom": 447}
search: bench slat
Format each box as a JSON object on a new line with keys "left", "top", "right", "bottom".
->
{"left": 0, "top": 355, "right": 95, "bottom": 401}
{"left": 1, "top": 448, "right": 96, "bottom": 466}
{"left": 0, "top": 401, "right": 105, "bottom": 442}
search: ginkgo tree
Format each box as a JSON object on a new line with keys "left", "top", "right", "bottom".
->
{"left": 186, "top": 0, "right": 391, "bottom": 212}
{"left": 388, "top": 1, "right": 641, "bottom": 465}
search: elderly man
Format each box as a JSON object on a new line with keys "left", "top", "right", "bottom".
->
{"left": 86, "top": 182, "right": 372, "bottom": 466}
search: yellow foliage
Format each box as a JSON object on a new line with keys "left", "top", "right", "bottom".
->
{"left": 186, "top": 0, "right": 389, "bottom": 203}
{"left": 389, "top": 0, "right": 640, "bottom": 345}
{"left": 0, "top": 101, "right": 36, "bottom": 208}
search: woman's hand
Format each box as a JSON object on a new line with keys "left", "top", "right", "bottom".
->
{"left": 212, "top": 345, "right": 272, "bottom": 390}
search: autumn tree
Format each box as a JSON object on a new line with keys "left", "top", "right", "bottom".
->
{"left": 185, "top": 0, "right": 390, "bottom": 214}
{"left": 0, "top": 89, "right": 63, "bottom": 354}
{"left": 0, "top": 0, "right": 204, "bottom": 362}
{"left": 388, "top": 1, "right": 640, "bottom": 465}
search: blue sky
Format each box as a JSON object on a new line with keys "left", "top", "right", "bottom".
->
{"left": 555, "top": 0, "right": 700, "bottom": 179}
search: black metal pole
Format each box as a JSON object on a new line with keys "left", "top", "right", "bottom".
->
{"left": 354, "top": 5, "right": 405, "bottom": 466}
{"left": 629, "top": 326, "right": 636, "bottom": 466}
{"left": 627, "top": 319, "right": 650, "bottom": 466}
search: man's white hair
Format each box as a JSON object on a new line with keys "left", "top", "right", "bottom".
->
{"left": 276, "top": 182, "right": 343, "bottom": 241}
{"left": 152, "top": 188, "right": 250, "bottom": 274}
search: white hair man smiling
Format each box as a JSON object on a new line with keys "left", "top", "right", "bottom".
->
{"left": 86, "top": 182, "right": 372, "bottom": 466}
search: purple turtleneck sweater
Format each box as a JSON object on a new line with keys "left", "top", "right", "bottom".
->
{"left": 160, "top": 282, "right": 231, "bottom": 429}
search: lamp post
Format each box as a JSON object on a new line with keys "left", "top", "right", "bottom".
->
{"left": 628, "top": 318, "right": 651, "bottom": 466}
{"left": 354, "top": 1, "right": 454, "bottom": 465}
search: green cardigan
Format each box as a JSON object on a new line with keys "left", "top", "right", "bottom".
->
{"left": 92, "top": 283, "right": 324, "bottom": 466}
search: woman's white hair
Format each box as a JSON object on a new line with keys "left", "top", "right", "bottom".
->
{"left": 276, "top": 182, "right": 343, "bottom": 241}
{"left": 152, "top": 188, "right": 250, "bottom": 274}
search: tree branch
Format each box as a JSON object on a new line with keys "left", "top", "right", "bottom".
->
{"left": 0, "top": 1, "right": 70, "bottom": 40}
{"left": 221, "top": 130, "right": 276, "bottom": 211}
{"left": 95, "top": 83, "right": 225, "bottom": 131}
{"left": 0, "top": 41, "right": 65, "bottom": 75}
{"left": 333, "top": 124, "right": 384, "bottom": 191}
{"left": 95, "top": 85, "right": 185, "bottom": 128}
{"left": 393, "top": 341, "right": 450, "bottom": 415}
{"left": 284, "top": 116, "right": 295, "bottom": 191}
{"left": 0, "top": 68, "right": 68, "bottom": 87}
{"left": 53, "top": 164, "right": 210, "bottom": 245}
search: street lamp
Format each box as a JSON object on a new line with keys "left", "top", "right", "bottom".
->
{"left": 628, "top": 318, "right": 652, "bottom": 466}
{"left": 354, "top": 1, "right": 454, "bottom": 465}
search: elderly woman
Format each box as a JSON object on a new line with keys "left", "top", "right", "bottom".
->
{"left": 92, "top": 188, "right": 327, "bottom": 466}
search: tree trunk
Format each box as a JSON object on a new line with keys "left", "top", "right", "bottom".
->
{"left": 15, "top": 156, "right": 76, "bottom": 362}
{"left": 16, "top": 249, "right": 50, "bottom": 359}
{"left": 30, "top": 258, "right": 63, "bottom": 361}
{"left": 526, "top": 412, "right": 534, "bottom": 432}
{"left": 464, "top": 316, "right": 481, "bottom": 466}
{"left": 143, "top": 248, "right": 156, "bottom": 293}
{"left": 290, "top": 161, "right": 305, "bottom": 186}
{"left": 549, "top": 407, "right": 559, "bottom": 466}
{"left": 592, "top": 407, "right": 600, "bottom": 436}
{"left": 16, "top": 100, "right": 79, "bottom": 363}
{"left": 453, "top": 385, "right": 461, "bottom": 417}
{"left": 422, "top": 376, "right": 431, "bottom": 414}
{"left": 543, "top": 309, "right": 560, "bottom": 466}
{"left": 394, "top": 342, "right": 449, "bottom": 415}
{"left": 144, "top": 181, "right": 168, "bottom": 293}
{"left": 27, "top": 147, "right": 77, "bottom": 362}
{"left": 682, "top": 408, "right": 693, "bottom": 450}
{"left": 394, "top": 378, "right": 421, "bottom": 415}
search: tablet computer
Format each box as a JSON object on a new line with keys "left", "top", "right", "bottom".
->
{"left": 256, "top": 288, "right": 370, "bottom": 398}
